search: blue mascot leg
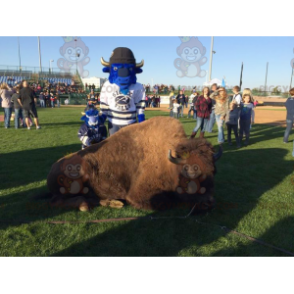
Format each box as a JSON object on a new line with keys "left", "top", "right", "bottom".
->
{"left": 138, "top": 114, "right": 145, "bottom": 123}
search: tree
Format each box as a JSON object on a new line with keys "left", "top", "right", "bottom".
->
{"left": 272, "top": 86, "right": 281, "bottom": 94}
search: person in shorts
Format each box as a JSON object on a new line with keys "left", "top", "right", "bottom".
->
{"left": 18, "top": 80, "right": 41, "bottom": 130}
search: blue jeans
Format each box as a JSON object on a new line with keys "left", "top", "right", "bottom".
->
{"left": 193, "top": 117, "right": 208, "bottom": 133}
{"left": 51, "top": 101, "right": 55, "bottom": 108}
{"left": 180, "top": 104, "right": 184, "bottom": 117}
{"left": 14, "top": 108, "right": 23, "bottom": 128}
{"left": 206, "top": 109, "right": 215, "bottom": 132}
{"left": 284, "top": 119, "right": 293, "bottom": 142}
{"left": 57, "top": 100, "right": 60, "bottom": 108}
{"left": 215, "top": 114, "right": 225, "bottom": 143}
{"left": 40, "top": 100, "right": 45, "bottom": 107}
{"left": 4, "top": 107, "right": 12, "bottom": 128}
{"left": 239, "top": 119, "right": 251, "bottom": 143}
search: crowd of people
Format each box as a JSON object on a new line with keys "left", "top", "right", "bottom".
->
{"left": 145, "top": 95, "right": 161, "bottom": 108}
{"left": 0, "top": 80, "right": 41, "bottom": 129}
{"left": 170, "top": 84, "right": 257, "bottom": 147}
{"left": 143, "top": 84, "right": 175, "bottom": 94}
{"left": 2, "top": 79, "right": 294, "bottom": 148}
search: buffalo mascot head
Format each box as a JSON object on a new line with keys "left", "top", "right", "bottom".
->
{"left": 101, "top": 47, "right": 144, "bottom": 93}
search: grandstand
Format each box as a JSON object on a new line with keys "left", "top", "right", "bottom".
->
{"left": 0, "top": 65, "right": 73, "bottom": 86}
{"left": 0, "top": 65, "right": 93, "bottom": 105}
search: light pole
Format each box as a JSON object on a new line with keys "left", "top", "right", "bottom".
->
{"left": 17, "top": 37, "right": 22, "bottom": 71}
{"left": 208, "top": 36, "right": 216, "bottom": 82}
{"left": 49, "top": 59, "right": 54, "bottom": 74}
{"left": 38, "top": 37, "right": 42, "bottom": 73}
{"left": 290, "top": 59, "right": 294, "bottom": 91}
{"left": 264, "top": 62, "right": 269, "bottom": 95}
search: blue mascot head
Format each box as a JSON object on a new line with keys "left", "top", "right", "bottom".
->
{"left": 101, "top": 47, "right": 144, "bottom": 91}
{"left": 81, "top": 105, "right": 100, "bottom": 128}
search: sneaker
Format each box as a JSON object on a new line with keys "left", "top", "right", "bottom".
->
{"left": 283, "top": 141, "right": 287, "bottom": 144}
{"left": 36, "top": 126, "right": 41, "bottom": 130}
{"left": 27, "top": 127, "right": 31, "bottom": 130}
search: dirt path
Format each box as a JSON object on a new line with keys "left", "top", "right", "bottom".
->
{"left": 146, "top": 105, "right": 287, "bottom": 127}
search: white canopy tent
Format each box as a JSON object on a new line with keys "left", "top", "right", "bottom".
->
{"left": 203, "top": 78, "right": 222, "bottom": 87}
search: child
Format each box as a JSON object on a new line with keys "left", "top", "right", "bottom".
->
{"left": 172, "top": 99, "right": 181, "bottom": 119}
{"left": 78, "top": 105, "right": 107, "bottom": 150}
{"left": 239, "top": 94, "right": 254, "bottom": 146}
{"left": 56, "top": 94, "right": 60, "bottom": 108}
{"left": 242, "top": 88, "right": 255, "bottom": 128}
{"left": 226, "top": 102, "right": 241, "bottom": 148}
{"left": 232, "top": 86, "right": 242, "bottom": 106}
{"left": 50, "top": 95, "right": 55, "bottom": 108}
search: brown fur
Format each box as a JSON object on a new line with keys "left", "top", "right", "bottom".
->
{"left": 47, "top": 117, "right": 217, "bottom": 211}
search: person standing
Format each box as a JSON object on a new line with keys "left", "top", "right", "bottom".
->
{"left": 232, "top": 86, "right": 242, "bottom": 106}
{"left": 242, "top": 88, "right": 255, "bottom": 128}
{"left": 11, "top": 86, "right": 24, "bottom": 129}
{"left": 187, "top": 91, "right": 198, "bottom": 119}
{"left": 211, "top": 87, "right": 229, "bottom": 145}
{"left": 39, "top": 92, "right": 45, "bottom": 107}
{"left": 190, "top": 87, "right": 212, "bottom": 139}
{"left": 169, "top": 92, "right": 175, "bottom": 117}
{"left": 0, "top": 83, "right": 14, "bottom": 129}
{"left": 18, "top": 81, "right": 41, "bottom": 130}
{"left": 206, "top": 83, "right": 218, "bottom": 132}
{"left": 226, "top": 101, "right": 241, "bottom": 148}
{"left": 283, "top": 88, "right": 294, "bottom": 143}
{"left": 176, "top": 90, "right": 185, "bottom": 118}
{"left": 184, "top": 95, "right": 188, "bottom": 108}
{"left": 239, "top": 94, "right": 254, "bottom": 146}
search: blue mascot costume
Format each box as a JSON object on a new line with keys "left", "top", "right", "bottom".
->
{"left": 78, "top": 105, "right": 107, "bottom": 149}
{"left": 100, "top": 47, "right": 145, "bottom": 136}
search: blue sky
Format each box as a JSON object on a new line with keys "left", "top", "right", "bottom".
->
{"left": 0, "top": 36, "right": 293, "bottom": 90}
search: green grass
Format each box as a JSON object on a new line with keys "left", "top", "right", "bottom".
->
{"left": 0, "top": 107, "right": 294, "bottom": 256}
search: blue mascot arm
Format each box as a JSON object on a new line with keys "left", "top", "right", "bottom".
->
{"left": 138, "top": 114, "right": 145, "bottom": 123}
{"left": 100, "top": 113, "right": 107, "bottom": 123}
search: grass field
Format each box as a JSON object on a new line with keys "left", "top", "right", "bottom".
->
{"left": 0, "top": 106, "right": 294, "bottom": 256}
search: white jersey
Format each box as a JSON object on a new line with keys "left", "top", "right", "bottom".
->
{"left": 232, "top": 93, "right": 242, "bottom": 105}
{"left": 100, "top": 80, "right": 145, "bottom": 126}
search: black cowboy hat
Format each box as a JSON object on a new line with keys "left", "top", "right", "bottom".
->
{"left": 101, "top": 47, "right": 144, "bottom": 68}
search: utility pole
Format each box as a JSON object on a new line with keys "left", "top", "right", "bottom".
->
{"left": 264, "top": 62, "right": 269, "bottom": 95}
{"left": 17, "top": 37, "right": 22, "bottom": 71}
{"left": 290, "top": 62, "right": 294, "bottom": 91}
{"left": 38, "top": 37, "right": 42, "bottom": 73}
{"left": 208, "top": 36, "right": 214, "bottom": 82}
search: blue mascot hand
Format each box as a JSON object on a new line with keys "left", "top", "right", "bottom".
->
{"left": 138, "top": 114, "right": 145, "bottom": 123}
{"left": 100, "top": 114, "right": 107, "bottom": 124}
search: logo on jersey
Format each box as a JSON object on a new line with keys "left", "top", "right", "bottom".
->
{"left": 113, "top": 92, "right": 132, "bottom": 111}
